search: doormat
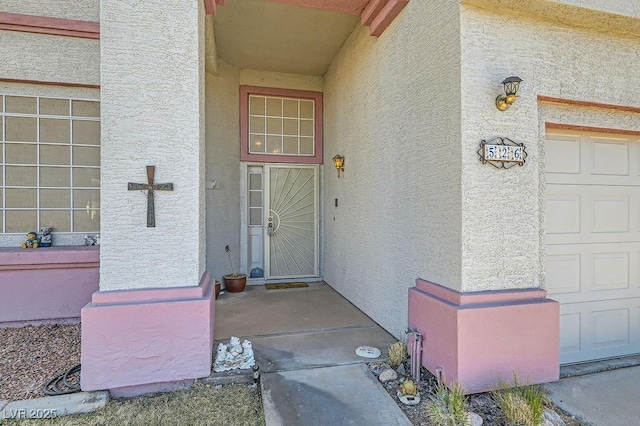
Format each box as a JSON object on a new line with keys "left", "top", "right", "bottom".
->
{"left": 265, "top": 282, "right": 309, "bottom": 290}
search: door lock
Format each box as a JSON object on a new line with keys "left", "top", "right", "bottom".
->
{"left": 267, "top": 217, "right": 274, "bottom": 236}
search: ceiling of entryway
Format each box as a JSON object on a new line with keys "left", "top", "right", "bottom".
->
{"left": 214, "top": 0, "right": 360, "bottom": 76}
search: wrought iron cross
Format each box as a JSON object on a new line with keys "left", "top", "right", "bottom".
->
{"left": 128, "top": 166, "right": 174, "bottom": 227}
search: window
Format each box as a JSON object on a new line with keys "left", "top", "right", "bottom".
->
{"left": 248, "top": 171, "right": 263, "bottom": 226}
{"left": 240, "top": 86, "right": 323, "bottom": 164}
{"left": 0, "top": 95, "right": 100, "bottom": 234}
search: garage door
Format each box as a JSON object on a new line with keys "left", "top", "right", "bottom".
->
{"left": 546, "top": 130, "right": 640, "bottom": 364}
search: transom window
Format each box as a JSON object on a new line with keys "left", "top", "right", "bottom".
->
{"left": 0, "top": 95, "right": 100, "bottom": 234}
{"left": 249, "top": 95, "right": 315, "bottom": 156}
{"left": 240, "top": 86, "right": 323, "bottom": 164}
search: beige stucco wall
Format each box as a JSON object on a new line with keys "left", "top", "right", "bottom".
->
{"left": 204, "top": 61, "right": 323, "bottom": 281}
{"left": 459, "top": 5, "right": 640, "bottom": 292}
{"left": 1, "top": 0, "right": 99, "bottom": 22}
{"left": 323, "top": 1, "right": 463, "bottom": 338}
{"left": 100, "top": 0, "right": 205, "bottom": 291}
{"left": 205, "top": 61, "right": 240, "bottom": 282}
{"left": 550, "top": 0, "right": 639, "bottom": 17}
{"left": 0, "top": 31, "right": 99, "bottom": 86}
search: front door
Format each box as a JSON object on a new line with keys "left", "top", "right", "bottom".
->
{"left": 264, "top": 164, "right": 319, "bottom": 279}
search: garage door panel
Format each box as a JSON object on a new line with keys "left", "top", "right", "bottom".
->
{"left": 546, "top": 184, "right": 639, "bottom": 245}
{"left": 592, "top": 252, "right": 629, "bottom": 291}
{"left": 558, "top": 299, "right": 640, "bottom": 364}
{"left": 547, "top": 133, "right": 638, "bottom": 186}
{"left": 559, "top": 312, "right": 581, "bottom": 356}
{"left": 592, "top": 138, "right": 630, "bottom": 176}
{"left": 547, "top": 131, "right": 640, "bottom": 364}
{"left": 593, "top": 307, "right": 630, "bottom": 348}
{"left": 547, "top": 243, "right": 640, "bottom": 304}
{"left": 592, "top": 195, "right": 629, "bottom": 233}
{"left": 546, "top": 194, "right": 581, "bottom": 235}
{"left": 546, "top": 253, "right": 581, "bottom": 295}
{"left": 546, "top": 134, "right": 581, "bottom": 174}
{"left": 559, "top": 301, "right": 639, "bottom": 364}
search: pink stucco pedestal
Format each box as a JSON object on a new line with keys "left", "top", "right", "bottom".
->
{"left": 80, "top": 272, "right": 215, "bottom": 395}
{"left": 408, "top": 279, "right": 559, "bottom": 394}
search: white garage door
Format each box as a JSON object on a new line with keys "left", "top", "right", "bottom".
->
{"left": 546, "top": 130, "right": 640, "bottom": 364}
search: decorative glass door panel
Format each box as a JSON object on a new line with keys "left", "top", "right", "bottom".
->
{"left": 264, "top": 165, "right": 318, "bottom": 279}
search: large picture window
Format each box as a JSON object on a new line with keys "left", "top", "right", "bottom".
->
{"left": 240, "top": 86, "right": 323, "bottom": 164}
{"left": 0, "top": 95, "right": 100, "bottom": 234}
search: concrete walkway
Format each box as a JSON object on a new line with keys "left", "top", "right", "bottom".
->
{"left": 262, "top": 363, "right": 411, "bottom": 426}
{"left": 215, "top": 282, "right": 409, "bottom": 426}
{"left": 545, "top": 365, "right": 640, "bottom": 426}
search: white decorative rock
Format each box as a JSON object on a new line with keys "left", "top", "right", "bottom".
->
{"left": 355, "top": 346, "right": 381, "bottom": 358}
{"left": 379, "top": 368, "right": 398, "bottom": 383}
{"left": 397, "top": 391, "right": 420, "bottom": 406}
{"left": 467, "top": 412, "right": 483, "bottom": 426}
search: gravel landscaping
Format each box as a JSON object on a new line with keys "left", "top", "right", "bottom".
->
{"left": 369, "top": 360, "right": 587, "bottom": 426}
{"left": 0, "top": 324, "right": 81, "bottom": 402}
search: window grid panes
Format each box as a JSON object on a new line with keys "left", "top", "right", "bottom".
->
{"left": 248, "top": 95, "right": 315, "bottom": 156}
{"left": 0, "top": 95, "right": 100, "bottom": 234}
{"left": 248, "top": 172, "right": 263, "bottom": 226}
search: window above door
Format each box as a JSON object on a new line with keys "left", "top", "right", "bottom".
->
{"left": 240, "top": 86, "right": 323, "bottom": 164}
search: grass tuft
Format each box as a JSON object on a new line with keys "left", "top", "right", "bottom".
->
{"left": 387, "top": 341, "right": 407, "bottom": 368}
{"left": 493, "top": 376, "right": 546, "bottom": 426}
{"left": 425, "top": 381, "right": 469, "bottom": 426}
{"left": 3, "top": 383, "right": 264, "bottom": 426}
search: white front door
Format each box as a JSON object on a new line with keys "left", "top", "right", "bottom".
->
{"left": 546, "top": 130, "right": 640, "bottom": 364}
{"left": 264, "top": 164, "right": 319, "bottom": 279}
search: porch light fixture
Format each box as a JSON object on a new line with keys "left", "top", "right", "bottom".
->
{"left": 496, "top": 76, "right": 523, "bottom": 111}
{"left": 332, "top": 155, "right": 345, "bottom": 178}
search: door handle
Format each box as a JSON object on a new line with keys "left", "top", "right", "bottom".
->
{"left": 267, "top": 219, "right": 274, "bottom": 236}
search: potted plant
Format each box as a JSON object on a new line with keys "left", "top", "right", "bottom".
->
{"left": 224, "top": 245, "right": 247, "bottom": 293}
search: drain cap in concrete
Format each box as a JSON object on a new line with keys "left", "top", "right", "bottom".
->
{"left": 355, "top": 346, "right": 381, "bottom": 358}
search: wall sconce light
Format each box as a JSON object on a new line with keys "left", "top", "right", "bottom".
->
{"left": 332, "top": 155, "right": 345, "bottom": 178}
{"left": 496, "top": 76, "right": 523, "bottom": 111}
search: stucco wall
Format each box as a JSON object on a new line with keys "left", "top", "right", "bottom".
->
{"left": 1, "top": 0, "right": 99, "bottom": 22}
{"left": 205, "top": 61, "right": 241, "bottom": 282}
{"left": 204, "top": 61, "right": 323, "bottom": 282}
{"left": 550, "top": 0, "right": 639, "bottom": 17}
{"left": 0, "top": 31, "right": 99, "bottom": 86}
{"left": 459, "top": 5, "right": 640, "bottom": 292}
{"left": 99, "top": 0, "right": 205, "bottom": 291}
{"left": 323, "top": 1, "right": 463, "bottom": 338}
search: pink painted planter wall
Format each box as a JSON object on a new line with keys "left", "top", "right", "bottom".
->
{"left": 0, "top": 246, "right": 99, "bottom": 326}
{"left": 81, "top": 272, "right": 216, "bottom": 394}
{"left": 408, "top": 279, "right": 559, "bottom": 394}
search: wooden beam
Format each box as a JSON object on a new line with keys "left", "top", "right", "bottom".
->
{"left": 538, "top": 95, "right": 640, "bottom": 114}
{"left": 369, "top": 0, "right": 408, "bottom": 37}
{"left": 0, "top": 12, "right": 99, "bottom": 39}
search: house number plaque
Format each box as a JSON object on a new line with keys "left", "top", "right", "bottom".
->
{"left": 478, "top": 137, "right": 527, "bottom": 169}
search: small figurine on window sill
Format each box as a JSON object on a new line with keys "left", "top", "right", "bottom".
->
{"left": 39, "top": 227, "right": 53, "bottom": 247}
{"left": 84, "top": 234, "right": 100, "bottom": 246}
{"left": 21, "top": 231, "right": 40, "bottom": 249}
